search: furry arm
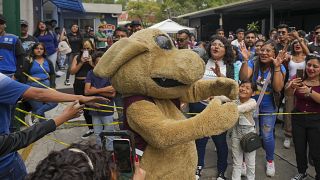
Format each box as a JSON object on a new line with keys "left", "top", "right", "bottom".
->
{"left": 126, "top": 99, "right": 238, "bottom": 149}
{"left": 180, "top": 78, "right": 239, "bottom": 103}
{"left": 238, "top": 98, "right": 257, "bottom": 113}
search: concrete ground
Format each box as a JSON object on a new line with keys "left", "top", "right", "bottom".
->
{"left": 19, "top": 72, "right": 316, "bottom": 179}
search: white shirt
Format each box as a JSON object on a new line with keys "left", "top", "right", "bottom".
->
{"left": 202, "top": 59, "right": 226, "bottom": 80}
{"left": 288, "top": 57, "right": 306, "bottom": 80}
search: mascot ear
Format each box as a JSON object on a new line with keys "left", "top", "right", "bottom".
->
{"left": 93, "top": 38, "right": 148, "bottom": 78}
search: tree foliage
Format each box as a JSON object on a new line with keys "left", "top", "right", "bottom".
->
{"left": 84, "top": 0, "right": 243, "bottom": 26}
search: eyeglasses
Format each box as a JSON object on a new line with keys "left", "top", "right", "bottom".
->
{"left": 278, "top": 31, "right": 287, "bottom": 35}
{"left": 211, "top": 43, "right": 225, "bottom": 48}
{"left": 260, "top": 48, "right": 274, "bottom": 53}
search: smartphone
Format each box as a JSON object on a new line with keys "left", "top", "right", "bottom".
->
{"left": 296, "top": 69, "right": 304, "bottom": 79}
{"left": 113, "top": 139, "right": 134, "bottom": 174}
{"left": 82, "top": 50, "right": 89, "bottom": 58}
{"left": 289, "top": 27, "right": 296, "bottom": 32}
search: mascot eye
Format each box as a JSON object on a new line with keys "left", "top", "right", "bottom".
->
{"left": 155, "top": 35, "right": 173, "bottom": 50}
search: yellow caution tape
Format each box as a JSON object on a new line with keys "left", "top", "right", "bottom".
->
{"left": 15, "top": 116, "right": 69, "bottom": 147}
{"left": 15, "top": 108, "right": 122, "bottom": 127}
{"left": 187, "top": 112, "right": 318, "bottom": 116}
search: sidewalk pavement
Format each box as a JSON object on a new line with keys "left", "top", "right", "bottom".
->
{"left": 21, "top": 72, "right": 316, "bottom": 179}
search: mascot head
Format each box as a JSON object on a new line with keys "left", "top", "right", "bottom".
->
{"left": 94, "top": 28, "right": 205, "bottom": 99}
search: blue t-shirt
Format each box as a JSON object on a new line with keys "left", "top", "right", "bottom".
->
{"left": 85, "top": 70, "right": 114, "bottom": 116}
{"left": 248, "top": 59, "right": 286, "bottom": 112}
{"left": 29, "top": 60, "right": 51, "bottom": 80}
{"left": 36, "top": 32, "right": 58, "bottom": 56}
{"left": 0, "top": 73, "right": 30, "bottom": 170}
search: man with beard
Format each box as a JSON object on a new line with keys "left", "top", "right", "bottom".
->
{"left": 20, "top": 20, "right": 38, "bottom": 57}
{"left": 308, "top": 25, "right": 320, "bottom": 54}
{"left": 176, "top": 29, "right": 193, "bottom": 49}
{"left": 238, "top": 30, "right": 256, "bottom": 62}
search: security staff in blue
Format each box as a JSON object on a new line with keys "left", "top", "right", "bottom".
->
{"left": 0, "top": 14, "right": 25, "bottom": 80}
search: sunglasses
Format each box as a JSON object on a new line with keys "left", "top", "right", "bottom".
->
{"left": 176, "top": 38, "right": 187, "bottom": 42}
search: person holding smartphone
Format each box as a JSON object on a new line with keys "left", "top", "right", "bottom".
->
{"left": 70, "top": 40, "right": 96, "bottom": 140}
{"left": 285, "top": 54, "right": 320, "bottom": 180}
{"left": 282, "top": 31, "right": 309, "bottom": 149}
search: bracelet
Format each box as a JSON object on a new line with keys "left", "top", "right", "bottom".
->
{"left": 274, "top": 69, "right": 281, "bottom": 72}
{"left": 242, "top": 61, "right": 248, "bottom": 64}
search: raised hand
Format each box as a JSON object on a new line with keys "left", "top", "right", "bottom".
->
{"left": 272, "top": 49, "right": 286, "bottom": 68}
{"left": 211, "top": 61, "right": 222, "bottom": 77}
{"left": 239, "top": 42, "right": 251, "bottom": 61}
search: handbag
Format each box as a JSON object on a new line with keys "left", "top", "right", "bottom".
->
{"left": 240, "top": 132, "right": 262, "bottom": 153}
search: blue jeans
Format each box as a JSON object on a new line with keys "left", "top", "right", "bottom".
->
{"left": 26, "top": 80, "right": 58, "bottom": 117}
{"left": 258, "top": 113, "right": 276, "bottom": 161}
{"left": 92, "top": 115, "right": 115, "bottom": 151}
{"left": 0, "top": 153, "right": 27, "bottom": 180}
{"left": 196, "top": 131, "right": 228, "bottom": 174}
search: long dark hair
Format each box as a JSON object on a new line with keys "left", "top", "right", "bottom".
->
{"left": 76, "top": 40, "right": 95, "bottom": 63}
{"left": 29, "top": 42, "right": 47, "bottom": 61}
{"left": 304, "top": 53, "right": 320, "bottom": 80}
{"left": 33, "top": 21, "right": 49, "bottom": 37}
{"left": 70, "top": 23, "right": 81, "bottom": 36}
{"left": 206, "top": 35, "right": 234, "bottom": 65}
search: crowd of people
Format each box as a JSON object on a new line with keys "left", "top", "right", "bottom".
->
{"left": 176, "top": 25, "right": 319, "bottom": 180}
{"left": 0, "top": 11, "right": 319, "bottom": 180}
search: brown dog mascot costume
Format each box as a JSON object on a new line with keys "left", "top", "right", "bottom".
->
{"left": 94, "top": 29, "right": 239, "bottom": 179}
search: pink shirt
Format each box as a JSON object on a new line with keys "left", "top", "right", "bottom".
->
{"left": 294, "top": 85, "right": 320, "bottom": 113}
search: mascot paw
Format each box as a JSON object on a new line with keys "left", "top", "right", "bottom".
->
{"left": 214, "top": 78, "right": 239, "bottom": 100}
{"left": 200, "top": 99, "right": 238, "bottom": 136}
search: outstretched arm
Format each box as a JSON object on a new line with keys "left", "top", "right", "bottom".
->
{"left": 127, "top": 99, "right": 238, "bottom": 149}
{"left": 180, "top": 78, "right": 239, "bottom": 103}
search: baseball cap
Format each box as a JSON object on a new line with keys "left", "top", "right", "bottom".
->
{"left": 20, "top": 20, "right": 29, "bottom": 26}
{"left": 0, "top": 14, "right": 6, "bottom": 24}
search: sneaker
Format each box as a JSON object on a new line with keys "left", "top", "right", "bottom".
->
{"left": 64, "top": 79, "right": 71, "bottom": 86}
{"left": 195, "top": 166, "right": 202, "bottom": 180}
{"left": 266, "top": 161, "right": 275, "bottom": 177}
{"left": 241, "top": 162, "right": 247, "bottom": 176}
{"left": 291, "top": 173, "right": 307, "bottom": 180}
{"left": 27, "top": 117, "right": 39, "bottom": 126}
{"left": 283, "top": 137, "right": 291, "bottom": 149}
{"left": 81, "top": 129, "right": 94, "bottom": 139}
{"left": 217, "top": 173, "right": 227, "bottom": 180}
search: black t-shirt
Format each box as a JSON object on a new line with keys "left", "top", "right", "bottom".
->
{"left": 275, "top": 42, "right": 292, "bottom": 54}
{"left": 308, "top": 42, "right": 320, "bottom": 54}
{"left": 67, "top": 33, "right": 83, "bottom": 53}
{"left": 20, "top": 35, "right": 38, "bottom": 57}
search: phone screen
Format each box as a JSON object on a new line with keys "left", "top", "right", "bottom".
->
{"left": 296, "top": 69, "right": 304, "bottom": 79}
{"left": 113, "top": 139, "right": 133, "bottom": 173}
{"left": 83, "top": 50, "right": 89, "bottom": 58}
